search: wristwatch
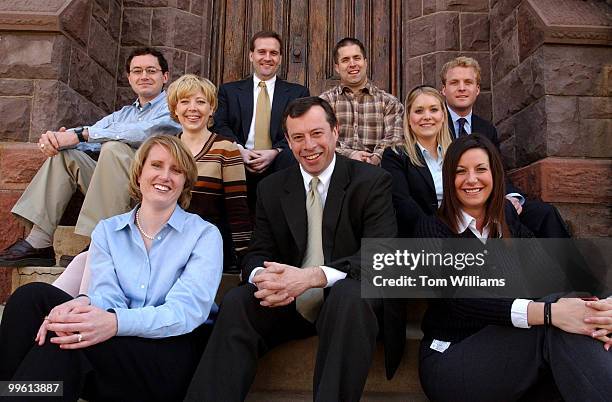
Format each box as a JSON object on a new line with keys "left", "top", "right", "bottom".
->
{"left": 73, "top": 126, "right": 86, "bottom": 142}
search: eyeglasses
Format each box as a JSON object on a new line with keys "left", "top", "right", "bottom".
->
{"left": 130, "top": 67, "right": 163, "bottom": 76}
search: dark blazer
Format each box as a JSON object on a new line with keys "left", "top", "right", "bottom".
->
{"left": 447, "top": 109, "right": 521, "bottom": 194}
{"left": 381, "top": 146, "right": 438, "bottom": 237}
{"left": 213, "top": 76, "right": 310, "bottom": 150}
{"left": 243, "top": 155, "right": 406, "bottom": 378}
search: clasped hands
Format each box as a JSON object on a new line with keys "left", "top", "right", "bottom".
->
{"left": 239, "top": 148, "right": 278, "bottom": 173}
{"left": 252, "top": 262, "right": 326, "bottom": 307}
{"left": 348, "top": 150, "right": 380, "bottom": 165}
{"left": 554, "top": 298, "right": 612, "bottom": 350}
{"left": 38, "top": 127, "right": 80, "bottom": 157}
{"left": 35, "top": 296, "right": 118, "bottom": 350}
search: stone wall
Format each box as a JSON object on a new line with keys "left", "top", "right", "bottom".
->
{"left": 403, "top": 0, "right": 493, "bottom": 121}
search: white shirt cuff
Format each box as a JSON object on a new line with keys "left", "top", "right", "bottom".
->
{"left": 506, "top": 193, "right": 525, "bottom": 206}
{"left": 320, "top": 265, "right": 347, "bottom": 288}
{"left": 248, "top": 267, "right": 264, "bottom": 284}
{"left": 511, "top": 298, "right": 532, "bottom": 328}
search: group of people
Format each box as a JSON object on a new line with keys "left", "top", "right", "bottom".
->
{"left": 0, "top": 31, "right": 610, "bottom": 402}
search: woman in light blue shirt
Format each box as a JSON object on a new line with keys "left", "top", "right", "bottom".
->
{"left": 0, "top": 135, "right": 222, "bottom": 401}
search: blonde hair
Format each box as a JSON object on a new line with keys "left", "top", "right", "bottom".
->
{"left": 440, "top": 56, "right": 481, "bottom": 85}
{"left": 128, "top": 135, "right": 197, "bottom": 209}
{"left": 167, "top": 74, "right": 217, "bottom": 127}
{"left": 396, "top": 86, "right": 452, "bottom": 167}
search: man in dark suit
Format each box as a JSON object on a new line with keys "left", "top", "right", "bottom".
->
{"left": 185, "top": 97, "right": 405, "bottom": 402}
{"left": 441, "top": 56, "right": 570, "bottom": 238}
{"left": 213, "top": 30, "right": 310, "bottom": 210}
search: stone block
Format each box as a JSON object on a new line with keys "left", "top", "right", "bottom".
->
{"left": 459, "top": 51, "right": 491, "bottom": 91}
{"left": 541, "top": 45, "right": 611, "bottom": 97}
{"left": 69, "top": 47, "right": 115, "bottom": 112}
{"left": 0, "top": 79, "right": 33, "bottom": 96}
{"left": 473, "top": 91, "right": 492, "bottom": 122}
{"left": 115, "top": 86, "right": 137, "bottom": 110}
{"left": 12, "top": 267, "right": 64, "bottom": 293}
{"left": 54, "top": 226, "right": 90, "bottom": 257}
{"left": 58, "top": 0, "right": 91, "bottom": 47}
{"left": 92, "top": 0, "right": 108, "bottom": 26}
{"left": 499, "top": 134, "right": 517, "bottom": 170}
{"left": 191, "top": 0, "right": 206, "bottom": 16}
{"left": 0, "top": 0, "right": 66, "bottom": 12}
{"left": 116, "top": 47, "right": 131, "bottom": 87}
{"left": 514, "top": 97, "right": 547, "bottom": 166}
{"left": 493, "top": 49, "right": 545, "bottom": 123}
{"left": 0, "top": 33, "right": 71, "bottom": 81}
{"left": 177, "top": 0, "right": 190, "bottom": 12}
{"left": 495, "top": 114, "right": 516, "bottom": 145}
{"left": 0, "top": 143, "right": 46, "bottom": 189}
{"left": 423, "top": 51, "right": 459, "bottom": 89}
{"left": 405, "top": 0, "right": 421, "bottom": 19}
{"left": 124, "top": 0, "right": 169, "bottom": 6}
{"left": 108, "top": 0, "right": 122, "bottom": 41}
{"left": 88, "top": 18, "right": 118, "bottom": 75}
{"left": 509, "top": 157, "right": 612, "bottom": 206}
{"left": 408, "top": 15, "right": 436, "bottom": 57}
{"left": 435, "top": 12, "right": 460, "bottom": 52}
{"left": 491, "top": 8, "right": 516, "bottom": 50}
{"left": 121, "top": 8, "right": 152, "bottom": 46}
{"left": 151, "top": 8, "right": 174, "bottom": 47}
{"left": 423, "top": 0, "right": 436, "bottom": 15}
{"left": 173, "top": 11, "right": 204, "bottom": 54}
{"left": 186, "top": 54, "right": 203, "bottom": 76}
{"left": 404, "top": 57, "right": 422, "bottom": 95}
{"left": 579, "top": 97, "right": 612, "bottom": 119}
{"left": 461, "top": 13, "right": 489, "bottom": 51}
{"left": 556, "top": 204, "right": 611, "bottom": 238}
{"left": 544, "top": 96, "right": 582, "bottom": 158}
{"left": 491, "top": 29, "right": 519, "bottom": 83}
{"left": 578, "top": 118, "right": 611, "bottom": 158}
{"left": 0, "top": 98, "right": 31, "bottom": 142}
{"left": 424, "top": 0, "right": 488, "bottom": 13}
{"left": 490, "top": 0, "right": 521, "bottom": 28}
{"left": 0, "top": 191, "right": 25, "bottom": 250}
{"left": 159, "top": 49, "right": 186, "bottom": 82}
{"left": 31, "top": 80, "right": 106, "bottom": 142}
{"left": 517, "top": 1, "right": 545, "bottom": 62}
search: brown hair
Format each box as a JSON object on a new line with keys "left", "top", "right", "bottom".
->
{"left": 440, "top": 56, "right": 481, "bottom": 85}
{"left": 249, "top": 30, "right": 283, "bottom": 54}
{"left": 128, "top": 135, "right": 197, "bottom": 209}
{"left": 332, "top": 37, "right": 366, "bottom": 64}
{"left": 282, "top": 96, "right": 338, "bottom": 135}
{"left": 166, "top": 74, "right": 217, "bottom": 127}
{"left": 125, "top": 47, "right": 169, "bottom": 74}
{"left": 438, "top": 134, "right": 510, "bottom": 238}
{"left": 396, "top": 85, "right": 452, "bottom": 167}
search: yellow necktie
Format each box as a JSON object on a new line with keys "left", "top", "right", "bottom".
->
{"left": 254, "top": 81, "right": 272, "bottom": 150}
{"left": 296, "top": 177, "right": 325, "bottom": 322}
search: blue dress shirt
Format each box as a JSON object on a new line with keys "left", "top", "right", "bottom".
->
{"left": 87, "top": 205, "right": 223, "bottom": 338}
{"left": 77, "top": 91, "right": 181, "bottom": 152}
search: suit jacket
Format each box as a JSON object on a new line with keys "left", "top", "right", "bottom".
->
{"left": 381, "top": 146, "right": 438, "bottom": 237}
{"left": 447, "top": 109, "right": 521, "bottom": 194}
{"left": 213, "top": 76, "right": 310, "bottom": 150}
{"left": 243, "top": 155, "right": 405, "bottom": 378}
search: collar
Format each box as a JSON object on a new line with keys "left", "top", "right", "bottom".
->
{"left": 114, "top": 204, "right": 187, "bottom": 233}
{"left": 416, "top": 142, "right": 443, "bottom": 161}
{"left": 339, "top": 80, "right": 374, "bottom": 95}
{"left": 133, "top": 90, "right": 167, "bottom": 110}
{"left": 299, "top": 154, "right": 336, "bottom": 192}
{"left": 447, "top": 106, "right": 472, "bottom": 126}
{"left": 457, "top": 209, "right": 489, "bottom": 243}
{"left": 253, "top": 75, "right": 277, "bottom": 89}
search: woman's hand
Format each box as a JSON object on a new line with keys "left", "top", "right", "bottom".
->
{"left": 584, "top": 299, "right": 612, "bottom": 350}
{"left": 46, "top": 305, "right": 118, "bottom": 349}
{"left": 35, "top": 296, "right": 90, "bottom": 345}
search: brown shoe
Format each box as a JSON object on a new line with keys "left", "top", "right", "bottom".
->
{"left": 0, "top": 239, "right": 55, "bottom": 267}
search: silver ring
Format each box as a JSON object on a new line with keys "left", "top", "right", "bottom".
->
{"left": 39, "top": 143, "right": 45, "bottom": 149}
{"left": 77, "top": 333, "right": 83, "bottom": 343}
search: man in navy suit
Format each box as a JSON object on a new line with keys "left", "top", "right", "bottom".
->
{"left": 213, "top": 30, "right": 310, "bottom": 210}
{"left": 441, "top": 56, "right": 570, "bottom": 238}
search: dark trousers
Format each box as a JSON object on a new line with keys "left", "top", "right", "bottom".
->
{"left": 419, "top": 325, "right": 612, "bottom": 402}
{"left": 246, "top": 150, "right": 297, "bottom": 216}
{"left": 519, "top": 200, "right": 570, "bottom": 238}
{"left": 184, "top": 279, "right": 382, "bottom": 402}
{"left": 0, "top": 282, "right": 211, "bottom": 402}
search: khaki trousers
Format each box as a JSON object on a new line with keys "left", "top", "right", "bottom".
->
{"left": 11, "top": 141, "right": 135, "bottom": 238}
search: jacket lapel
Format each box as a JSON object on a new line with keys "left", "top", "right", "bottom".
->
{"left": 322, "top": 156, "right": 349, "bottom": 261}
{"left": 280, "top": 167, "right": 307, "bottom": 261}
{"left": 413, "top": 145, "right": 436, "bottom": 194}
{"left": 238, "top": 77, "right": 254, "bottom": 141}
{"left": 447, "top": 109, "right": 457, "bottom": 139}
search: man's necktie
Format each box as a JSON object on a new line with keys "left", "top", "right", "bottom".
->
{"left": 254, "top": 81, "right": 272, "bottom": 150}
{"left": 457, "top": 117, "right": 468, "bottom": 137}
{"left": 296, "top": 176, "right": 325, "bottom": 323}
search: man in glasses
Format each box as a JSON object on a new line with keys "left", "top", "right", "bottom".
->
{"left": 0, "top": 47, "right": 180, "bottom": 267}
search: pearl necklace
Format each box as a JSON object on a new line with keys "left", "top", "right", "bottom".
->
{"left": 136, "top": 208, "right": 157, "bottom": 240}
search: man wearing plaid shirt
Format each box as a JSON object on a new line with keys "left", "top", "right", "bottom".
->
{"left": 320, "top": 37, "right": 404, "bottom": 165}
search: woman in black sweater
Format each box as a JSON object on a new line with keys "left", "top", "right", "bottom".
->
{"left": 415, "top": 135, "right": 611, "bottom": 402}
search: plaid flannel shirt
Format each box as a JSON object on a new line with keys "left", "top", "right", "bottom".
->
{"left": 320, "top": 81, "right": 404, "bottom": 159}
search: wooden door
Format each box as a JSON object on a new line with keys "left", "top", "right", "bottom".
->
{"left": 209, "top": 0, "right": 401, "bottom": 98}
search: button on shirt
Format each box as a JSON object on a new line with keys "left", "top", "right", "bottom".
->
{"left": 417, "top": 142, "right": 444, "bottom": 206}
{"left": 245, "top": 75, "right": 276, "bottom": 149}
{"left": 457, "top": 209, "right": 531, "bottom": 329}
{"left": 78, "top": 91, "right": 181, "bottom": 152}
{"left": 249, "top": 155, "right": 347, "bottom": 287}
{"left": 87, "top": 205, "right": 223, "bottom": 338}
